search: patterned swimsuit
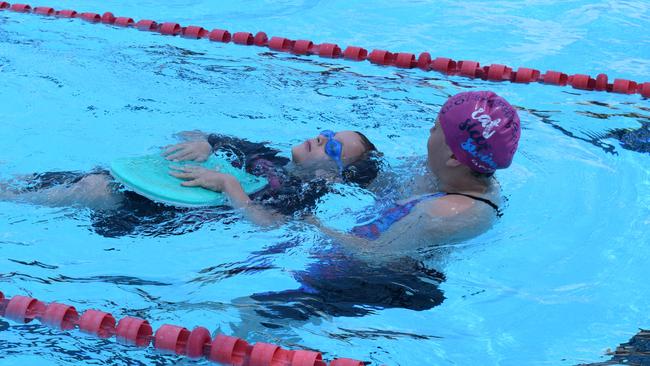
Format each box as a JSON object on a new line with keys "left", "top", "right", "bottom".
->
{"left": 351, "top": 192, "right": 500, "bottom": 240}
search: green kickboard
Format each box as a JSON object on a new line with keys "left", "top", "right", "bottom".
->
{"left": 110, "top": 154, "right": 268, "bottom": 207}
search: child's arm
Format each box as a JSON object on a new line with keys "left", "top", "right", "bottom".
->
{"left": 222, "top": 176, "right": 285, "bottom": 227}
{"left": 170, "top": 166, "right": 284, "bottom": 227}
{"left": 163, "top": 133, "right": 289, "bottom": 172}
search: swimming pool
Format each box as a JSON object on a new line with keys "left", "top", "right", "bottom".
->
{"left": 1, "top": 0, "right": 649, "bottom": 365}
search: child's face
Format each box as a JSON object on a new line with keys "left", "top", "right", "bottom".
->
{"left": 291, "top": 130, "right": 366, "bottom": 169}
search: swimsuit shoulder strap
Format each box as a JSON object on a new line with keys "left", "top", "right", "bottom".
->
{"left": 445, "top": 192, "right": 502, "bottom": 217}
{"left": 413, "top": 191, "right": 447, "bottom": 202}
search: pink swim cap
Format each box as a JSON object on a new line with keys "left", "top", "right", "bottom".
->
{"left": 438, "top": 91, "right": 521, "bottom": 174}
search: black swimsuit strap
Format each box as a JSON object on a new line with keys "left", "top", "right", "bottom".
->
{"left": 445, "top": 192, "right": 502, "bottom": 217}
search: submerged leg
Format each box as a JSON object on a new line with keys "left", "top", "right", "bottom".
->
{"left": 0, "top": 174, "right": 31, "bottom": 198}
{"left": 0, "top": 172, "right": 122, "bottom": 210}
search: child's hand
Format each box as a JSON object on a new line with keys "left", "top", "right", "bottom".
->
{"left": 169, "top": 166, "right": 238, "bottom": 192}
{"left": 163, "top": 141, "right": 211, "bottom": 162}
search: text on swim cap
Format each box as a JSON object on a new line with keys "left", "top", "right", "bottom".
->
{"left": 471, "top": 107, "right": 501, "bottom": 139}
{"left": 460, "top": 137, "right": 497, "bottom": 172}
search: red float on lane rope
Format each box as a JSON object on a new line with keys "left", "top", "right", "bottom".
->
{"left": 395, "top": 52, "right": 415, "bottom": 68}
{"left": 114, "top": 17, "right": 134, "bottom": 27}
{"left": 101, "top": 12, "right": 116, "bottom": 24}
{"left": 41, "top": 303, "right": 79, "bottom": 330}
{"left": 159, "top": 22, "right": 181, "bottom": 35}
{"left": 513, "top": 67, "right": 540, "bottom": 83}
{"left": 249, "top": 342, "right": 281, "bottom": 366}
{"left": 135, "top": 19, "right": 158, "bottom": 31}
{"left": 612, "top": 79, "right": 637, "bottom": 94}
{"left": 318, "top": 43, "right": 341, "bottom": 58}
{"left": 209, "top": 29, "right": 231, "bottom": 43}
{"left": 80, "top": 13, "right": 101, "bottom": 23}
{"left": 277, "top": 349, "right": 295, "bottom": 365}
{"left": 639, "top": 82, "right": 650, "bottom": 98}
{"left": 249, "top": 343, "right": 294, "bottom": 366}
{"left": 293, "top": 40, "right": 314, "bottom": 55}
{"left": 34, "top": 6, "right": 55, "bottom": 15}
{"left": 10, "top": 3, "right": 31, "bottom": 12}
{"left": 542, "top": 70, "right": 568, "bottom": 86}
{"left": 291, "top": 350, "right": 326, "bottom": 366}
{"left": 57, "top": 9, "right": 77, "bottom": 18}
{"left": 254, "top": 31, "right": 268, "bottom": 46}
{"left": 0, "top": 291, "right": 5, "bottom": 317}
{"left": 116, "top": 317, "right": 153, "bottom": 347}
{"left": 208, "top": 334, "right": 250, "bottom": 366}
{"left": 458, "top": 60, "right": 480, "bottom": 78}
{"left": 183, "top": 25, "right": 208, "bottom": 39}
{"left": 417, "top": 52, "right": 432, "bottom": 70}
{"left": 330, "top": 358, "right": 365, "bottom": 366}
{"left": 186, "top": 327, "right": 211, "bottom": 359}
{"left": 4, "top": 295, "right": 46, "bottom": 324}
{"left": 0, "top": 2, "right": 10, "bottom": 9}
{"left": 79, "top": 309, "right": 116, "bottom": 338}
{"left": 486, "top": 64, "right": 512, "bottom": 81}
{"left": 269, "top": 36, "right": 293, "bottom": 52}
{"left": 233, "top": 32, "right": 254, "bottom": 45}
{"left": 431, "top": 57, "right": 456, "bottom": 74}
{"left": 595, "top": 73, "right": 609, "bottom": 91}
{"left": 154, "top": 324, "right": 190, "bottom": 355}
{"left": 368, "top": 49, "right": 393, "bottom": 65}
{"left": 569, "top": 74, "right": 595, "bottom": 90}
{"left": 343, "top": 46, "right": 367, "bottom": 61}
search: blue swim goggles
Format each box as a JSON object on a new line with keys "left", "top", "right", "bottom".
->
{"left": 320, "top": 130, "right": 344, "bottom": 173}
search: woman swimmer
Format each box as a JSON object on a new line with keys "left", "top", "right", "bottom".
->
{"left": 219, "top": 91, "right": 523, "bottom": 325}
{"left": 0, "top": 130, "right": 381, "bottom": 237}
{"left": 165, "top": 92, "right": 521, "bottom": 325}
{"left": 319, "top": 90, "right": 522, "bottom": 254}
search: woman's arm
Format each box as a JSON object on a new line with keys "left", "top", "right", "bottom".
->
{"left": 304, "top": 215, "right": 376, "bottom": 255}
{"left": 308, "top": 195, "right": 483, "bottom": 257}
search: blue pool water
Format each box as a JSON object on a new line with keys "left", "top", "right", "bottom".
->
{"left": 1, "top": 1, "right": 649, "bottom": 365}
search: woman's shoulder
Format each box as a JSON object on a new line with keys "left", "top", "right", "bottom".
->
{"left": 424, "top": 194, "right": 480, "bottom": 217}
{"left": 429, "top": 189, "right": 500, "bottom": 216}
{"left": 414, "top": 187, "right": 500, "bottom": 238}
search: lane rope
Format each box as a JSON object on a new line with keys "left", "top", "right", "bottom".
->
{"left": 1, "top": 2, "right": 648, "bottom": 98}
{"left": 0, "top": 290, "right": 365, "bottom": 366}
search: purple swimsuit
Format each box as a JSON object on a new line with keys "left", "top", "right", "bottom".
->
{"left": 351, "top": 193, "right": 446, "bottom": 240}
{"left": 351, "top": 192, "right": 500, "bottom": 240}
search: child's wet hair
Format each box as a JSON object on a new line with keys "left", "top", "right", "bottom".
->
{"left": 341, "top": 131, "right": 382, "bottom": 188}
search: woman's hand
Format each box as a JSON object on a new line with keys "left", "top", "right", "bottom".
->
{"left": 169, "top": 166, "right": 237, "bottom": 192}
{"left": 163, "top": 140, "right": 212, "bottom": 162}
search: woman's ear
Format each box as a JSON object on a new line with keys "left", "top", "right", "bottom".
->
{"left": 445, "top": 154, "right": 463, "bottom": 168}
